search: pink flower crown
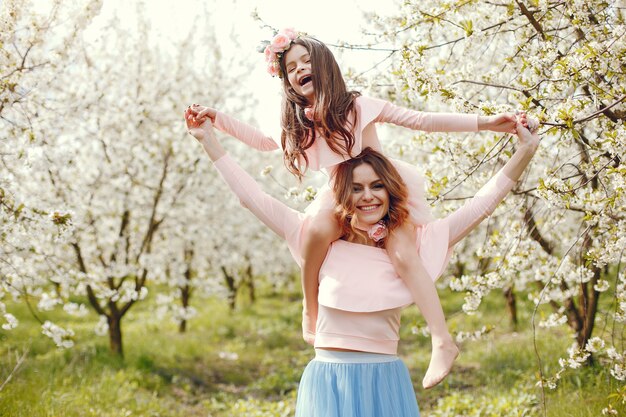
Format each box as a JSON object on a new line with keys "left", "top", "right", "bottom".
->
{"left": 260, "top": 28, "right": 303, "bottom": 78}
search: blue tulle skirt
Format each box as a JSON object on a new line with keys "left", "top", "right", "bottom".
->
{"left": 295, "top": 349, "right": 420, "bottom": 417}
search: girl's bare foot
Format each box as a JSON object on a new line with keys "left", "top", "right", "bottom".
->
{"left": 422, "top": 336, "right": 459, "bottom": 389}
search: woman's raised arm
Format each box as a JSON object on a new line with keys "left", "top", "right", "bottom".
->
{"left": 185, "top": 109, "right": 302, "bottom": 241}
{"left": 444, "top": 122, "right": 540, "bottom": 247}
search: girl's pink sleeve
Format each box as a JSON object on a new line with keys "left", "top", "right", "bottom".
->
{"left": 444, "top": 168, "right": 517, "bottom": 247}
{"left": 375, "top": 101, "right": 479, "bottom": 133}
{"left": 214, "top": 112, "right": 280, "bottom": 152}
{"left": 213, "top": 155, "right": 303, "bottom": 248}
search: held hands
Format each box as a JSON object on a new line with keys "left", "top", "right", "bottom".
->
{"left": 515, "top": 119, "right": 541, "bottom": 149}
{"left": 185, "top": 106, "right": 226, "bottom": 161}
{"left": 188, "top": 104, "right": 218, "bottom": 123}
{"left": 184, "top": 106, "right": 214, "bottom": 142}
{"left": 479, "top": 112, "right": 535, "bottom": 134}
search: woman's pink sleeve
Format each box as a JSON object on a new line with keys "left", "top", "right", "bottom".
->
{"left": 376, "top": 101, "right": 479, "bottom": 133}
{"left": 445, "top": 168, "right": 517, "bottom": 247}
{"left": 213, "top": 154, "right": 302, "bottom": 243}
{"left": 214, "top": 112, "right": 280, "bottom": 152}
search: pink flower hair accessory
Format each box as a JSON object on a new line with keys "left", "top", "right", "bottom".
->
{"left": 259, "top": 28, "right": 303, "bottom": 78}
{"left": 368, "top": 221, "right": 388, "bottom": 242}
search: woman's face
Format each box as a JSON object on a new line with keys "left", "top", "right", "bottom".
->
{"left": 350, "top": 163, "right": 389, "bottom": 227}
{"left": 284, "top": 44, "right": 314, "bottom": 103}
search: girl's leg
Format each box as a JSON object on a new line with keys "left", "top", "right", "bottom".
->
{"left": 386, "top": 222, "right": 459, "bottom": 389}
{"left": 300, "top": 209, "right": 342, "bottom": 345}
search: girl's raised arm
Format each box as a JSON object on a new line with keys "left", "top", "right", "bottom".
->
{"left": 373, "top": 98, "right": 519, "bottom": 134}
{"left": 190, "top": 104, "right": 280, "bottom": 152}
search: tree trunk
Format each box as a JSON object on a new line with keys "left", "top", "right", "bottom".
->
{"left": 576, "top": 237, "right": 601, "bottom": 351}
{"left": 504, "top": 286, "right": 518, "bottom": 330}
{"left": 572, "top": 136, "right": 601, "bottom": 356}
{"left": 221, "top": 266, "right": 237, "bottom": 310}
{"left": 179, "top": 248, "right": 193, "bottom": 333}
{"left": 179, "top": 284, "right": 190, "bottom": 333}
{"left": 245, "top": 263, "right": 255, "bottom": 304}
{"left": 108, "top": 314, "right": 123, "bottom": 357}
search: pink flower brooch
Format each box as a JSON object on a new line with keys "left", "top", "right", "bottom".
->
{"left": 368, "top": 221, "right": 388, "bottom": 242}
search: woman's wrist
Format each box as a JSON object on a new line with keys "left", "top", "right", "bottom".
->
{"left": 199, "top": 134, "right": 226, "bottom": 161}
{"left": 518, "top": 138, "right": 539, "bottom": 154}
{"left": 197, "top": 135, "right": 211, "bottom": 146}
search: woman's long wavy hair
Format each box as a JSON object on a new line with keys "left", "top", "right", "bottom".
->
{"left": 279, "top": 37, "right": 360, "bottom": 181}
{"left": 332, "top": 148, "right": 410, "bottom": 247}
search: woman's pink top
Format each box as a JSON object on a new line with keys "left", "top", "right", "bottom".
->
{"left": 213, "top": 154, "right": 516, "bottom": 354}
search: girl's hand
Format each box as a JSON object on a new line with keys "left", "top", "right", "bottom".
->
{"left": 185, "top": 107, "right": 215, "bottom": 142}
{"left": 478, "top": 113, "right": 518, "bottom": 134}
{"left": 189, "top": 104, "right": 217, "bottom": 124}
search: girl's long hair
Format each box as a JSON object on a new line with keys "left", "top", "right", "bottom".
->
{"left": 279, "top": 37, "right": 360, "bottom": 180}
{"left": 332, "top": 147, "right": 410, "bottom": 247}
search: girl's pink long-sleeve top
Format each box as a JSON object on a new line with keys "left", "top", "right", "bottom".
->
{"left": 214, "top": 96, "right": 479, "bottom": 225}
{"left": 213, "top": 153, "right": 516, "bottom": 355}
{"left": 214, "top": 96, "right": 478, "bottom": 168}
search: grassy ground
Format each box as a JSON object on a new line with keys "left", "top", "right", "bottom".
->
{"left": 0, "top": 288, "right": 623, "bottom": 417}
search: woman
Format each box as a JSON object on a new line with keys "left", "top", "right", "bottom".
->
{"left": 184, "top": 109, "right": 540, "bottom": 416}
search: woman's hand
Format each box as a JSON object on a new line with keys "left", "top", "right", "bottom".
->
{"left": 515, "top": 120, "right": 540, "bottom": 149}
{"left": 500, "top": 120, "right": 540, "bottom": 181}
{"left": 188, "top": 104, "right": 217, "bottom": 124}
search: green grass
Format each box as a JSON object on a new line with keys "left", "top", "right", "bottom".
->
{"left": 0, "top": 288, "right": 623, "bottom": 416}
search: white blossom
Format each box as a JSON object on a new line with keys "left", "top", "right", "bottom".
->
{"left": 585, "top": 337, "right": 605, "bottom": 353}
{"left": 602, "top": 406, "right": 618, "bottom": 416}
{"left": 63, "top": 302, "right": 89, "bottom": 317}
{"left": 2, "top": 313, "right": 19, "bottom": 330}
{"left": 610, "top": 363, "right": 626, "bottom": 381}
{"left": 539, "top": 311, "right": 568, "bottom": 328}
{"left": 41, "top": 321, "right": 75, "bottom": 349}
{"left": 594, "top": 279, "right": 610, "bottom": 292}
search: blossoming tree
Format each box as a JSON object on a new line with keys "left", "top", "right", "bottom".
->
{"left": 1, "top": 0, "right": 293, "bottom": 356}
{"left": 0, "top": 0, "right": 104, "bottom": 344}
{"left": 356, "top": 0, "right": 625, "bottom": 400}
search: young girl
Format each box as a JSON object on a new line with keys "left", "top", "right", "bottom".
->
{"left": 188, "top": 28, "right": 527, "bottom": 388}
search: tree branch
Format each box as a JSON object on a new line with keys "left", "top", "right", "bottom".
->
{"left": 137, "top": 147, "right": 171, "bottom": 260}
{"left": 543, "top": 95, "right": 626, "bottom": 127}
{"left": 72, "top": 242, "right": 107, "bottom": 316}
{"left": 516, "top": 1, "right": 547, "bottom": 41}
{"left": 523, "top": 207, "right": 554, "bottom": 255}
